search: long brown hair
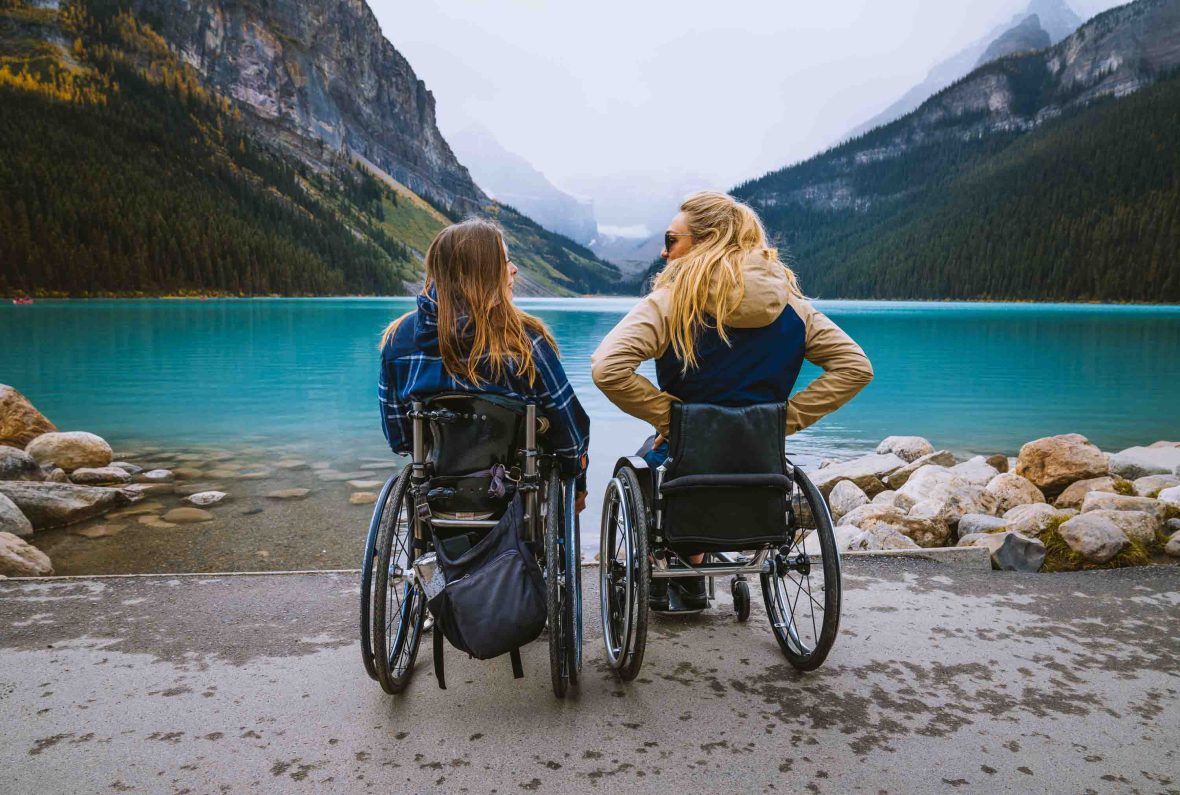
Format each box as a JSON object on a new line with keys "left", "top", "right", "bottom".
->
{"left": 380, "top": 219, "right": 557, "bottom": 385}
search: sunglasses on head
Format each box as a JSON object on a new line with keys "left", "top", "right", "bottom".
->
{"left": 664, "top": 231, "right": 691, "bottom": 251}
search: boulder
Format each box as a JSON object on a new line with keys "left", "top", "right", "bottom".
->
{"left": 847, "top": 525, "right": 921, "bottom": 551}
{"left": 809, "top": 453, "right": 906, "bottom": 497}
{"left": 0, "top": 445, "right": 44, "bottom": 482}
{"left": 870, "top": 490, "right": 898, "bottom": 506}
{"left": 1165, "top": 531, "right": 1180, "bottom": 558}
{"left": 985, "top": 454, "right": 1009, "bottom": 473}
{"left": 833, "top": 524, "right": 862, "bottom": 551}
{"left": 1108, "top": 445, "right": 1180, "bottom": 480}
{"left": 950, "top": 456, "right": 1001, "bottom": 486}
{"left": 69, "top": 466, "right": 132, "bottom": 486}
{"left": 837, "top": 503, "right": 949, "bottom": 548}
{"left": 1168, "top": 518, "right": 1180, "bottom": 535}
{"left": 875, "top": 436, "right": 934, "bottom": 463}
{"left": 986, "top": 473, "right": 1045, "bottom": 515}
{"left": 894, "top": 466, "right": 998, "bottom": 522}
{"left": 828, "top": 480, "right": 869, "bottom": 522}
{"left": 184, "top": 491, "right": 228, "bottom": 507}
{"left": 0, "top": 531, "right": 53, "bottom": 576}
{"left": 44, "top": 467, "right": 68, "bottom": 483}
{"left": 133, "top": 469, "right": 175, "bottom": 484}
{"left": 883, "top": 450, "right": 958, "bottom": 489}
{"left": 1058, "top": 514, "right": 1130, "bottom": 563}
{"left": 1157, "top": 485, "right": 1180, "bottom": 509}
{"left": 1132, "top": 475, "right": 1180, "bottom": 498}
{"left": 0, "top": 385, "right": 57, "bottom": 448}
{"left": 957, "top": 513, "right": 1008, "bottom": 538}
{"left": 0, "top": 493, "right": 34, "bottom": 538}
{"left": 109, "top": 461, "right": 144, "bottom": 476}
{"left": 162, "top": 507, "right": 214, "bottom": 523}
{"left": 1054, "top": 476, "right": 1118, "bottom": 510}
{"left": 0, "top": 481, "right": 137, "bottom": 530}
{"left": 349, "top": 492, "right": 378, "bottom": 505}
{"left": 1082, "top": 510, "right": 1158, "bottom": 546}
{"left": 1080, "top": 492, "right": 1168, "bottom": 531}
{"left": 905, "top": 499, "right": 957, "bottom": 545}
{"left": 1015, "top": 434, "right": 1108, "bottom": 498}
{"left": 25, "top": 431, "right": 113, "bottom": 472}
{"left": 958, "top": 531, "right": 1046, "bottom": 572}
{"left": 1002, "top": 503, "right": 1072, "bottom": 539}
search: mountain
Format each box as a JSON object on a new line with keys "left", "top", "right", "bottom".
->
{"left": 734, "top": 0, "right": 1180, "bottom": 302}
{"left": 0, "top": 0, "right": 620, "bottom": 296}
{"left": 846, "top": 0, "right": 1083, "bottom": 140}
{"left": 975, "top": 14, "right": 1052, "bottom": 67}
{"left": 447, "top": 125, "right": 598, "bottom": 246}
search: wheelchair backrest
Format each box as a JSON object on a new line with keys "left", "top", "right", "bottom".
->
{"left": 421, "top": 393, "right": 529, "bottom": 476}
{"left": 659, "top": 402, "right": 792, "bottom": 552}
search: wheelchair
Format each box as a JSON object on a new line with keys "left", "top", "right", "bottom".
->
{"left": 360, "top": 393, "right": 583, "bottom": 698}
{"left": 599, "top": 402, "right": 841, "bottom": 680}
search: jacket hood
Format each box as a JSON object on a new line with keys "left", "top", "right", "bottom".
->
{"left": 711, "top": 249, "right": 792, "bottom": 329}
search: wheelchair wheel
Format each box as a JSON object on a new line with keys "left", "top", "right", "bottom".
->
{"left": 360, "top": 468, "right": 405, "bottom": 681}
{"left": 563, "top": 478, "right": 583, "bottom": 687}
{"left": 545, "top": 469, "right": 574, "bottom": 699}
{"left": 600, "top": 467, "right": 649, "bottom": 681}
{"left": 760, "top": 466, "right": 842, "bottom": 671}
{"left": 732, "top": 578, "right": 751, "bottom": 622}
{"left": 372, "top": 467, "right": 427, "bottom": 694}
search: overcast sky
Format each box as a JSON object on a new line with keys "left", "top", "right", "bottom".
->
{"left": 372, "top": 0, "right": 1124, "bottom": 197}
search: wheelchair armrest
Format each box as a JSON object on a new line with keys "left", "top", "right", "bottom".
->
{"left": 659, "top": 473, "right": 793, "bottom": 493}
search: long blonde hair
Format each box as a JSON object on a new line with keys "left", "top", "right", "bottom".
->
{"left": 379, "top": 219, "right": 556, "bottom": 385}
{"left": 652, "top": 191, "right": 802, "bottom": 371}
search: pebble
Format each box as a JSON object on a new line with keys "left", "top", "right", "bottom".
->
{"left": 172, "top": 467, "right": 205, "bottom": 479}
{"left": 184, "top": 491, "right": 229, "bottom": 507}
{"left": 275, "top": 459, "right": 309, "bottom": 470}
{"left": 162, "top": 507, "right": 214, "bottom": 523}
{"left": 267, "top": 488, "right": 311, "bottom": 500}
{"left": 346, "top": 480, "right": 384, "bottom": 490}
{"left": 138, "top": 515, "right": 176, "bottom": 529}
{"left": 349, "top": 492, "right": 378, "bottom": 505}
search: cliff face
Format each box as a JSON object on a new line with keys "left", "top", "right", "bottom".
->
{"left": 122, "top": 0, "right": 482, "bottom": 211}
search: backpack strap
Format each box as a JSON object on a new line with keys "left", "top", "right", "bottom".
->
{"left": 509, "top": 647, "right": 524, "bottom": 679}
{"left": 433, "top": 624, "right": 447, "bottom": 689}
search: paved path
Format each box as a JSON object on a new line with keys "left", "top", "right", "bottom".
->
{"left": 1, "top": 559, "right": 1177, "bottom": 794}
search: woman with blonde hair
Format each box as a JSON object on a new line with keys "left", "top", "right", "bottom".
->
{"left": 591, "top": 191, "right": 872, "bottom": 609}
{"left": 380, "top": 218, "right": 589, "bottom": 506}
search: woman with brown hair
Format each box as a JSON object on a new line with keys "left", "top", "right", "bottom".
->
{"left": 379, "top": 218, "right": 589, "bottom": 505}
{"left": 591, "top": 191, "right": 873, "bottom": 609}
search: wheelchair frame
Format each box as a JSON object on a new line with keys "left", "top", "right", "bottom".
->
{"left": 600, "top": 451, "right": 842, "bottom": 681}
{"left": 360, "top": 396, "right": 583, "bottom": 699}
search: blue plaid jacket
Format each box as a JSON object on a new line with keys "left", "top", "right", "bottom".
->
{"left": 379, "top": 292, "right": 590, "bottom": 485}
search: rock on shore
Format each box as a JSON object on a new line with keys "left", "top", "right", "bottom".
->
{"left": 824, "top": 434, "right": 1179, "bottom": 572}
{"left": 0, "top": 385, "right": 57, "bottom": 448}
{"left": 0, "top": 481, "right": 137, "bottom": 530}
{"left": 26, "top": 431, "right": 113, "bottom": 472}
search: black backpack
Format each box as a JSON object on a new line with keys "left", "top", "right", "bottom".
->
{"left": 425, "top": 492, "right": 547, "bottom": 687}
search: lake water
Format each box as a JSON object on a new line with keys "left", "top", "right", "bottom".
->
{"left": 3, "top": 298, "right": 1180, "bottom": 570}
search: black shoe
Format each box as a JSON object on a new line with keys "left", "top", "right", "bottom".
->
{"left": 673, "top": 576, "right": 709, "bottom": 611}
{"left": 648, "top": 577, "right": 670, "bottom": 610}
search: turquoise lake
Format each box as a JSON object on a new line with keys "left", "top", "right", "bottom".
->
{"left": 3, "top": 298, "right": 1179, "bottom": 482}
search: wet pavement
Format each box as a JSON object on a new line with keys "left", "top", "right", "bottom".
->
{"left": 1, "top": 558, "right": 1177, "bottom": 794}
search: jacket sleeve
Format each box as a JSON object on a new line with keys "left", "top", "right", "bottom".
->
{"left": 532, "top": 336, "right": 590, "bottom": 487}
{"left": 378, "top": 314, "right": 414, "bottom": 455}
{"left": 590, "top": 291, "right": 679, "bottom": 437}
{"left": 786, "top": 297, "right": 874, "bottom": 435}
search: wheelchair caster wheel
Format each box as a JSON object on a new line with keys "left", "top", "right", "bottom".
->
{"left": 731, "top": 578, "right": 751, "bottom": 622}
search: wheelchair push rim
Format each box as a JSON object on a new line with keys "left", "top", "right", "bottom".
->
{"left": 545, "top": 469, "right": 580, "bottom": 698}
{"left": 760, "top": 466, "right": 842, "bottom": 671}
{"left": 359, "top": 468, "right": 405, "bottom": 681}
{"left": 599, "top": 468, "right": 648, "bottom": 679}
{"left": 372, "top": 467, "right": 427, "bottom": 694}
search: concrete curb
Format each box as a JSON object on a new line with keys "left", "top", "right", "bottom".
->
{"left": 0, "top": 547, "right": 992, "bottom": 582}
{"left": 842, "top": 546, "right": 992, "bottom": 569}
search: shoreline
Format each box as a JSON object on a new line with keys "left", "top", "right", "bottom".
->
{"left": 7, "top": 292, "right": 1180, "bottom": 307}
